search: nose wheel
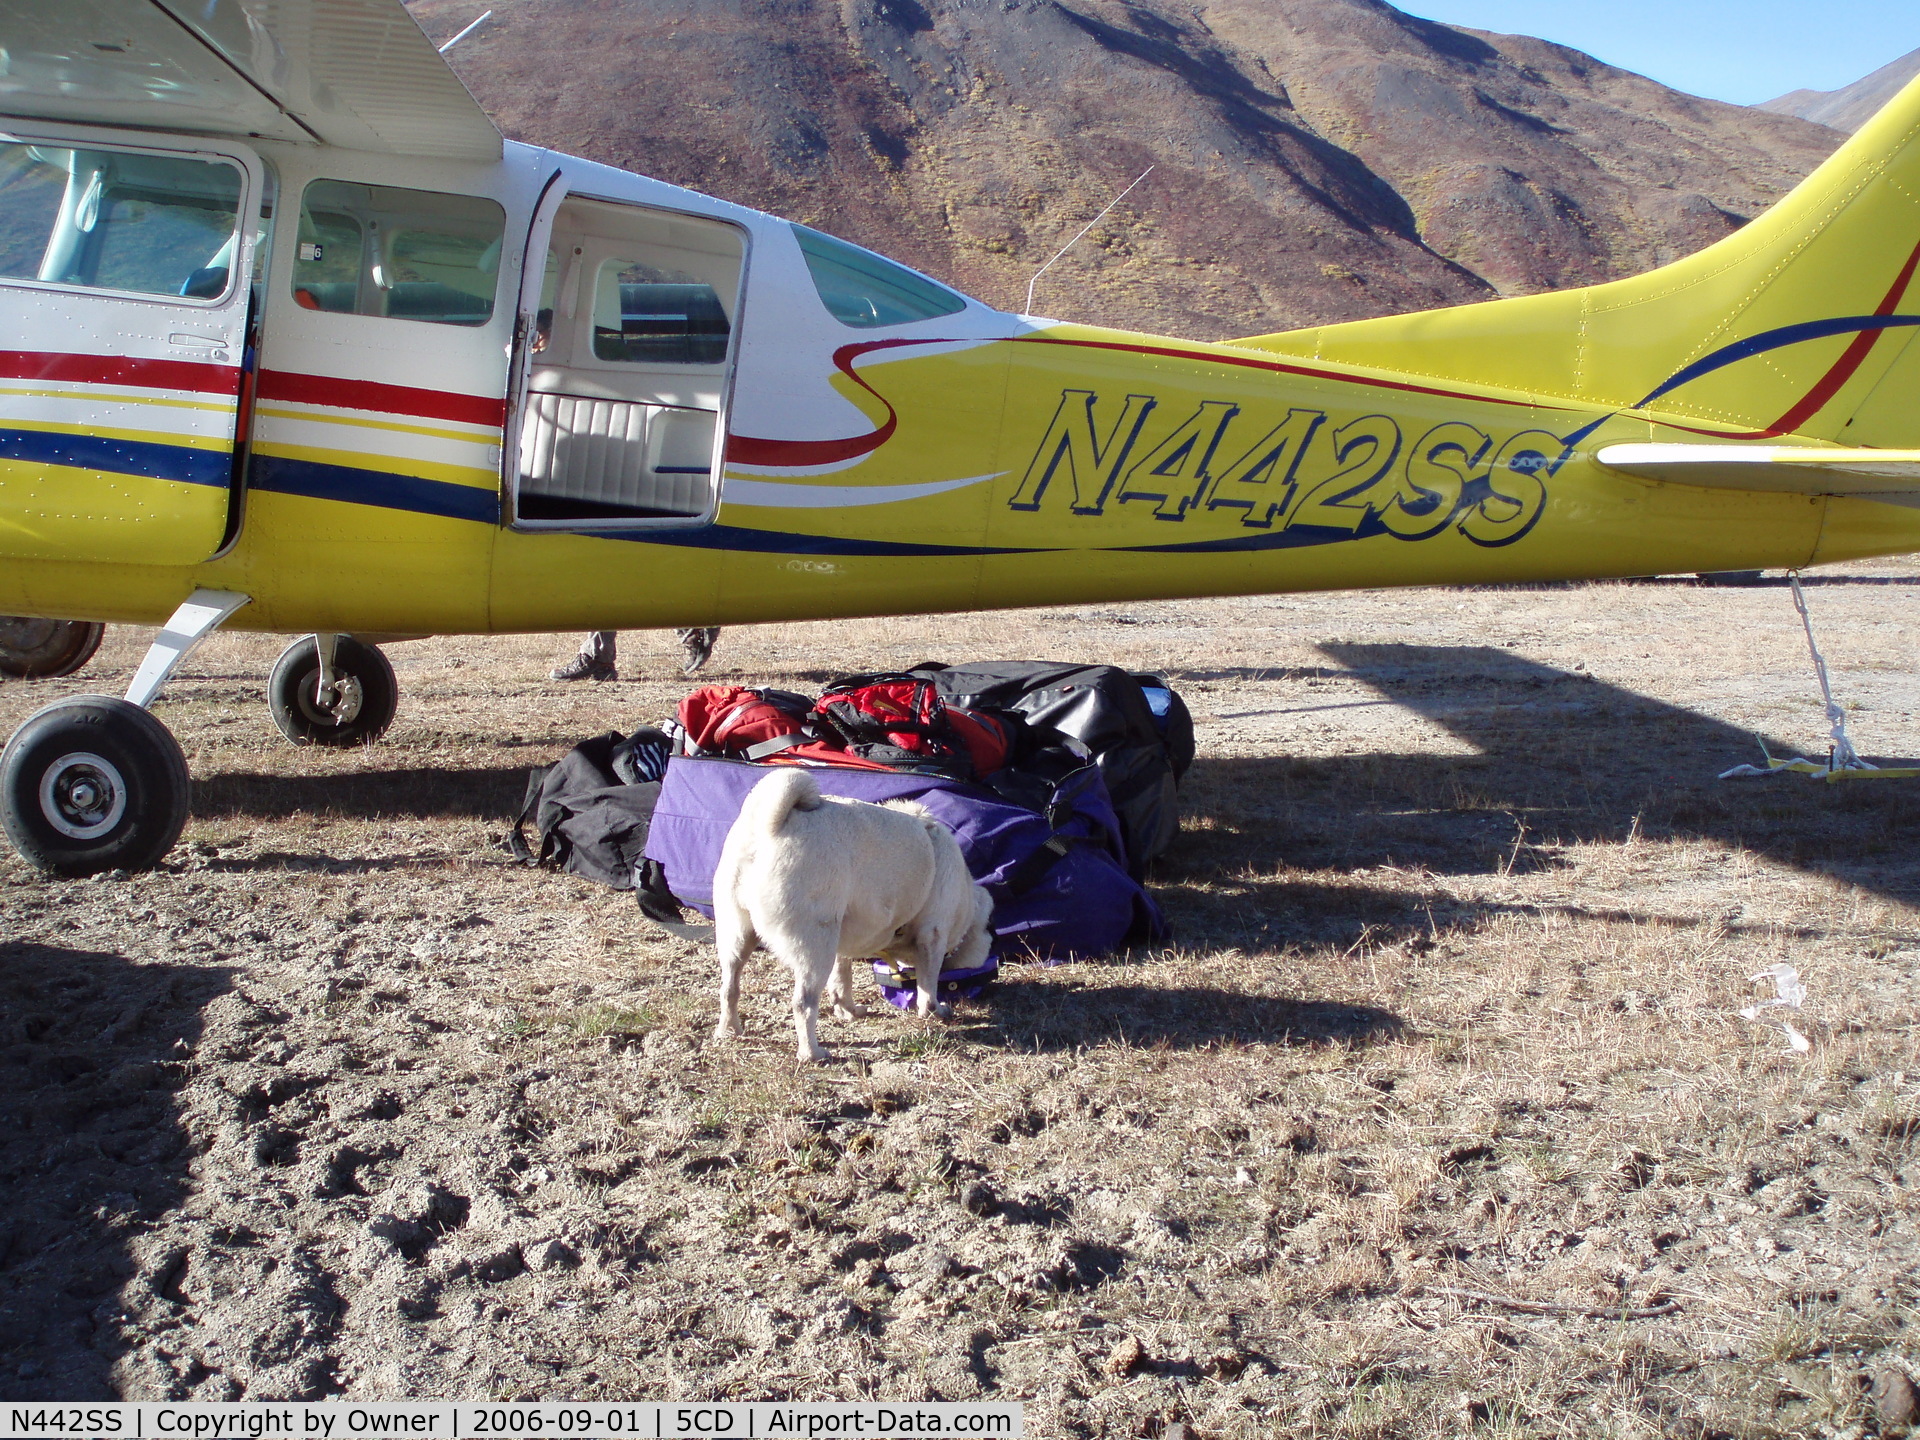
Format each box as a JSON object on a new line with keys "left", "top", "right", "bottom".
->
{"left": 0, "top": 617, "right": 106, "bottom": 678}
{"left": 268, "top": 635, "right": 398, "bottom": 746}
{"left": 0, "top": 697, "right": 191, "bottom": 876}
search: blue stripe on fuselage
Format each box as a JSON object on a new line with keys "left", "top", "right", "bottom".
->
{"left": 599, "top": 522, "right": 1030, "bottom": 556}
{"left": 0, "top": 433, "right": 1026, "bottom": 554}
{"left": 1636, "top": 315, "right": 1920, "bottom": 409}
{"left": 248, "top": 454, "right": 502, "bottom": 524}
{"left": 0, "top": 427, "right": 232, "bottom": 487}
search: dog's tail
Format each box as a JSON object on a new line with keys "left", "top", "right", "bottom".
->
{"left": 738, "top": 767, "right": 821, "bottom": 835}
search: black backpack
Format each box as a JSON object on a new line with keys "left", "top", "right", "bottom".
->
{"left": 503, "top": 727, "right": 672, "bottom": 889}
{"left": 907, "top": 662, "right": 1193, "bottom": 876}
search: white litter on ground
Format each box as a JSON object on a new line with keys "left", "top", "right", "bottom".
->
{"left": 1740, "top": 964, "right": 1812, "bottom": 1052}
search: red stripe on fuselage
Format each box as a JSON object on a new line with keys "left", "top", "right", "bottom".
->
{"left": 1763, "top": 235, "right": 1920, "bottom": 436}
{"left": 1010, "top": 335, "right": 1551, "bottom": 410}
{"left": 1672, "top": 236, "right": 1920, "bottom": 442}
{"left": 725, "top": 339, "right": 920, "bottom": 467}
{"left": 255, "top": 370, "right": 506, "bottom": 428}
{"left": 0, "top": 350, "right": 241, "bottom": 396}
{"left": 723, "top": 331, "right": 1557, "bottom": 471}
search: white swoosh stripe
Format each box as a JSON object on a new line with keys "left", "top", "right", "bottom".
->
{"left": 722, "top": 472, "right": 1001, "bottom": 508}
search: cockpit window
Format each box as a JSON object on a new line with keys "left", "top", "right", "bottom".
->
{"left": 791, "top": 223, "right": 967, "bottom": 328}
{"left": 0, "top": 143, "right": 242, "bottom": 302}
{"left": 292, "top": 180, "right": 505, "bottom": 327}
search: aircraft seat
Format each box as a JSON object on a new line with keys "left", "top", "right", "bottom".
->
{"left": 518, "top": 392, "right": 714, "bottom": 522}
{"left": 292, "top": 281, "right": 356, "bottom": 312}
{"left": 384, "top": 281, "right": 490, "bottom": 325}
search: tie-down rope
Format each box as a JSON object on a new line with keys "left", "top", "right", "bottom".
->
{"left": 1789, "top": 570, "right": 1868, "bottom": 771}
{"left": 1719, "top": 571, "right": 1919, "bottom": 781}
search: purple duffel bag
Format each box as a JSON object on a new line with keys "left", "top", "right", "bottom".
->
{"left": 642, "top": 756, "right": 1166, "bottom": 1001}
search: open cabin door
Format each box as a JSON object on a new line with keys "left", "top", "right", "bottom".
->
{"left": 507, "top": 182, "right": 745, "bottom": 529}
{"left": 0, "top": 127, "right": 262, "bottom": 567}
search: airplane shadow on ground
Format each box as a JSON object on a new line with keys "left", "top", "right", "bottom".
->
{"left": 191, "top": 766, "right": 530, "bottom": 823}
{"left": 1632, "top": 574, "right": 1920, "bottom": 587}
{"left": 1159, "top": 643, "right": 1920, "bottom": 957}
{"left": 0, "top": 943, "right": 233, "bottom": 1399}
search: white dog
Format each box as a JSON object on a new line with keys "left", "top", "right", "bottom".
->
{"left": 711, "top": 768, "right": 995, "bottom": 1062}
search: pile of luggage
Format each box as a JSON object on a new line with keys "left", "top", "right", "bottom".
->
{"left": 507, "top": 662, "right": 1192, "bottom": 1004}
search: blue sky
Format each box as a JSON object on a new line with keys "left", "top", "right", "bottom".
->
{"left": 1396, "top": 0, "right": 1917, "bottom": 106}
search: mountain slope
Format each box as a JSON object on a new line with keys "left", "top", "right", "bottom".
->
{"left": 411, "top": 0, "right": 1839, "bottom": 339}
{"left": 1761, "top": 46, "right": 1920, "bottom": 133}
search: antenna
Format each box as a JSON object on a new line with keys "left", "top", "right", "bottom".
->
{"left": 1023, "top": 165, "right": 1154, "bottom": 317}
{"left": 438, "top": 9, "right": 494, "bottom": 53}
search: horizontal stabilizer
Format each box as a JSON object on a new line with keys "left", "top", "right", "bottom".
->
{"left": 1596, "top": 443, "right": 1920, "bottom": 508}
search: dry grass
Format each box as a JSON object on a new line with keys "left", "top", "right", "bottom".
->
{"left": 1, "top": 564, "right": 1917, "bottom": 1434}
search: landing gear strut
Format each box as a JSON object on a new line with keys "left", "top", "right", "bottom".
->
{"left": 267, "top": 634, "right": 398, "bottom": 746}
{"left": 0, "top": 617, "right": 105, "bottom": 678}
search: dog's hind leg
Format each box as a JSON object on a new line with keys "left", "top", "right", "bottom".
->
{"left": 826, "top": 954, "right": 867, "bottom": 1021}
{"left": 713, "top": 908, "right": 754, "bottom": 1043}
{"left": 786, "top": 922, "right": 839, "bottom": 1063}
{"left": 911, "top": 933, "right": 954, "bottom": 1021}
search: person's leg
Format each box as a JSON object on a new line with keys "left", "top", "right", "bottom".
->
{"left": 676, "top": 627, "right": 719, "bottom": 675}
{"left": 551, "top": 631, "right": 617, "bottom": 681}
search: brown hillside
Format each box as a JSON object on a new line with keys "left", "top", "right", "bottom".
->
{"left": 1762, "top": 45, "right": 1920, "bottom": 133}
{"left": 409, "top": 0, "right": 1840, "bottom": 340}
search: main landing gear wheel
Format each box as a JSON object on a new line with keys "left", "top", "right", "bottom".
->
{"left": 0, "top": 618, "right": 106, "bottom": 679}
{"left": 0, "top": 696, "right": 191, "bottom": 876}
{"left": 268, "top": 635, "right": 398, "bottom": 746}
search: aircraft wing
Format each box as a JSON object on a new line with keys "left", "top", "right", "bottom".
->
{"left": 1596, "top": 444, "right": 1920, "bottom": 509}
{"left": 0, "top": 0, "right": 501, "bottom": 161}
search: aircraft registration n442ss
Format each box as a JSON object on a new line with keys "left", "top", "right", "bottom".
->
{"left": 1, "top": 0, "right": 1919, "bottom": 876}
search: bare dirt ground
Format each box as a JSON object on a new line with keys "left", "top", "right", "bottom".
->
{"left": 2, "top": 564, "right": 1917, "bottom": 1437}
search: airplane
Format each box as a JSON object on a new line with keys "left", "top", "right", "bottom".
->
{"left": 1, "top": 0, "right": 1918, "bottom": 879}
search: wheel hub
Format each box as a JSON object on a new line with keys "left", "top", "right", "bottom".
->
{"left": 0, "top": 617, "right": 60, "bottom": 656}
{"left": 38, "top": 751, "right": 127, "bottom": 840}
{"left": 301, "top": 673, "right": 365, "bottom": 727}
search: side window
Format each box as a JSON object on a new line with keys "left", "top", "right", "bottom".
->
{"left": 792, "top": 223, "right": 967, "bottom": 328}
{"left": 292, "top": 208, "right": 364, "bottom": 313}
{"left": 0, "top": 143, "right": 242, "bottom": 301}
{"left": 591, "top": 259, "right": 730, "bottom": 364}
{"left": 0, "top": 148, "right": 73, "bottom": 280}
{"left": 292, "top": 180, "right": 505, "bottom": 326}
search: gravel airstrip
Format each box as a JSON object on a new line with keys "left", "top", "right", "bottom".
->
{"left": 2, "top": 567, "right": 1916, "bottom": 1437}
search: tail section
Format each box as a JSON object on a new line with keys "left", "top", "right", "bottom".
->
{"left": 738, "top": 768, "right": 821, "bottom": 836}
{"left": 1234, "top": 73, "right": 1920, "bottom": 447}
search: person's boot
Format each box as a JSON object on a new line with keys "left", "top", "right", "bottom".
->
{"left": 678, "top": 627, "right": 719, "bottom": 675}
{"left": 550, "top": 653, "right": 616, "bottom": 681}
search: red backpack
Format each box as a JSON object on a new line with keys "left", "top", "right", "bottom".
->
{"left": 811, "top": 674, "right": 1014, "bottom": 779}
{"left": 942, "top": 705, "right": 1016, "bottom": 777}
{"left": 676, "top": 686, "right": 813, "bottom": 760}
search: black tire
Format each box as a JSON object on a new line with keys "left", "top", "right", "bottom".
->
{"left": 0, "top": 618, "right": 106, "bottom": 679}
{"left": 268, "top": 635, "right": 398, "bottom": 746}
{"left": 0, "top": 696, "right": 191, "bottom": 875}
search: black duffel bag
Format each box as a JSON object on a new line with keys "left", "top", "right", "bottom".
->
{"left": 906, "top": 661, "right": 1192, "bottom": 877}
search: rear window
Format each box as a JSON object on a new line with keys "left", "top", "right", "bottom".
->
{"left": 792, "top": 223, "right": 966, "bottom": 328}
{"left": 0, "top": 143, "right": 242, "bottom": 301}
{"left": 591, "top": 258, "right": 730, "bottom": 365}
{"left": 293, "top": 179, "right": 505, "bottom": 327}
